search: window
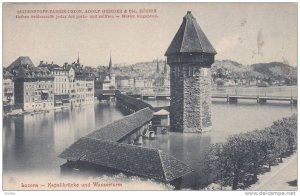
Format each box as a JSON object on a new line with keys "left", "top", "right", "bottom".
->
{"left": 189, "top": 67, "right": 194, "bottom": 77}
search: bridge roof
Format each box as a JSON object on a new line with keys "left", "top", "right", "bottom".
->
{"left": 86, "top": 107, "right": 154, "bottom": 142}
{"left": 165, "top": 11, "right": 216, "bottom": 56}
{"left": 116, "top": 93, "right": 154, "bottom": 111}
{"left": 58, "top": 137, "right": 193, "bottom": 182}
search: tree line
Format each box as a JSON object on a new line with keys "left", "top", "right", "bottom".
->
{"left": 202, "top": 114, "right": 297, "bottom": 190}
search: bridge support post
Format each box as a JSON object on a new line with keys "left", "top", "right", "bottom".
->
{"left": 258, "top": 98, "right": 267, "bottom": 104}
{"left": 291, "top": 99, "right": 297, "bottom": 106}
{"left": 228, "top": 97, "right": 238, "bottom": 104}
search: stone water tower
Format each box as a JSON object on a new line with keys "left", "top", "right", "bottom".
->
{"left": 165, "top": 11, "right": 217, "bottom": 133}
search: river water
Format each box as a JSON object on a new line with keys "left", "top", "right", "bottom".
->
{"left": 2, "top": 86, "right": 298, "bottom": 190}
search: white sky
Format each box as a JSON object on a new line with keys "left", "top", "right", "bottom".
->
{"left": 3, "top": 3, "right": 297, "bottom": 67}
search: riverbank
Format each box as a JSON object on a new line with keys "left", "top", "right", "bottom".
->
{"left": 3, "top": 102, "right": 96, "bottom": 117}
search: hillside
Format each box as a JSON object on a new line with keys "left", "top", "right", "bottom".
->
{"left": 251, "top": 62, "right": 296, "bottom": 79}
{"left": 113, "top": 59, "right": 297, "bottom": 85}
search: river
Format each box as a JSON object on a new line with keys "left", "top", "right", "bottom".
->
{"left": 2, "top": 86, "right": 297, "bottom": 190}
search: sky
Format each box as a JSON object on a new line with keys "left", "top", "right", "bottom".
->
{"left": 3, "top": 3, "right": 298, "bottom": 67}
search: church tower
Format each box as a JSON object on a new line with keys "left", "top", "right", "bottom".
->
{"left": 165, "top": 11, "right": 217, "bottom": 133}
{"left": 108, "top": 54, "right": 113, "bottom": 75}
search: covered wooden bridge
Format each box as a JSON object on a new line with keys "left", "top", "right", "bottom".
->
{"left": 59, "top": 137, "right": 193, "bottom": 188}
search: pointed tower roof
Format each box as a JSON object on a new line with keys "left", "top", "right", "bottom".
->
{"left": 165, "top": 11, "right": 217, "bottom": 56}
{"left": 77, "top": 52, "right": 80, "bottom": 64}
{"left": 108, "top": 54, "right": 113, "bottom": 74}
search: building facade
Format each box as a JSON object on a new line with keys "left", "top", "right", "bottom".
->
{"left": 165, "top": 11, "right": 217, "bottom": 133}
{"left": 13, "top": 66, "right": 54, "bottom": 111}
{"left": 3, "top": 70, "right": 14, "bottom": 105}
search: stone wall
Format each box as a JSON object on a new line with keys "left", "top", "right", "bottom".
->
{"left": 170, "top": 64, "right": 212, "bottom": 133}
{"left": 170, "top": 65, "right": 184, "bottom": 132}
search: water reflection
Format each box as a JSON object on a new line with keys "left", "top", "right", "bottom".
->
{"left": 3, "top": 103, "right": 124, "bottom": 177}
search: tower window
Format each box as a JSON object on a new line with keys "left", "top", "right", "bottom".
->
{"left": 189, "top": 67, "right": 194, "bottom": 77}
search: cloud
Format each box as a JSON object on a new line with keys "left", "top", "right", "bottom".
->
{"left": 215, "top": 34, "right": 241, "bottom": 53}
{"left": 257, "top": 28, "right": 265, "bottom": 56}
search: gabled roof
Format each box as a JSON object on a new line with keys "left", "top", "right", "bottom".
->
{"left": 153, "top": 109, "right": 169, "bottom": 116}
{"left": 58, "top": 137, "right": 193, "bottom": 182}
{"left": 87, "top": 107, "right": 154, "bottom": 142}
{"left": 165, "top": 11, "right": 216, "bottom": 56}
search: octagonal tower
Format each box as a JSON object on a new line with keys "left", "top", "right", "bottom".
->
{"left": 165, "top": 11, "right": 217, "bottom": 133}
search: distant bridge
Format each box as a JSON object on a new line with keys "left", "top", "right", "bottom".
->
{"left": 95, "top": 90, "right": 297, "bottom": 105}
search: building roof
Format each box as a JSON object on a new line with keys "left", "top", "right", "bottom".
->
{"left": 58, "top": 137, "right": 193, "bottom": 182}
{"left": 3, "top": 70, "right": 14, "bottom": 79}
{"left": 87, "top": 107, "right": 154, "bottom": 142}
{"left": 7, "top": 56, "right": 35, "bottom": 72}
{"left": 14, "top": 66, "right": 53, "bottom": 79}
{"left": 165, "top": 11, "right": 217, "bottom": 56}
{"left": 115, "top": 93, "right": 154, "bottom": 111}
{"left": 153, "top": 109, "right": 170, "bottom": 116}
{"left": 38, "top": 63, "right": 62, "bottom": 71}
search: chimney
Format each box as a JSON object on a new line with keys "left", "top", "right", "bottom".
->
{"left": 40, "top": 61, "right": 43, "bottom": 65}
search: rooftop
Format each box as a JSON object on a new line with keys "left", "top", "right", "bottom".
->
{"left": 153, "top": 109, "right": 170, "bottom": 116}
{"left": 58, "top": 137, "right": 193, "bottom": 182}
{"left": 87, "top": 107, "right": 154, "bottom": 142}
{"left": 13, "top": 66, "right": 54, "bottom": 79}
{"left": 165, "top": 11, "right": 217, "bottom": 56}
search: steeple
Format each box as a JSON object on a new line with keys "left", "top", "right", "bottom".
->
{"left": 77, "top": 52, "right": 80, "bottom": 64}
{"left": 108, "top": 53, "right": 113, "bottom": 75}
{"left": 156, "top": 58, "right": 160, "bottom": 74}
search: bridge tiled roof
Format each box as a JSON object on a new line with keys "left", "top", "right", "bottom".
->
{"left": 86, "top": 107, "right": 153, "bottom": 142}
{"left": 58, "top": 137, "right": 193, "bottom": 182}
{"left": 165, "top": 11, "right": 216, "bottom": 56}
{"left": 115, "top": 93, "right": 154, "bottom": 111}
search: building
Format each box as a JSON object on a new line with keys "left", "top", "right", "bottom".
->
{"left": 3, "top": 70, "right": 14, "bottom": 105}
{"left": 103, "top": 55, "right": 116, "bottom": 90}
{"left": 94, "top": 70, "right": 107, "bottom": 92}
{"left": 70, "top": 55, "right": 95, "bottom": 106}
{"left": 10, "top": 57, "right": 55, "bottom": 111}
{"left": 39, "top": 56, "right": 95, "bottom": 107}
{"left": 152, "top": 109, "right": 170, "bottom": 134}
{"left": 39, "top": 62, "right": 76, "bottom": 107}
{"left": 74, "top": 72, "right": 94, "bottom": 106}
{"left": 165, "top": 11, "right": 217, "bottom": 133}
